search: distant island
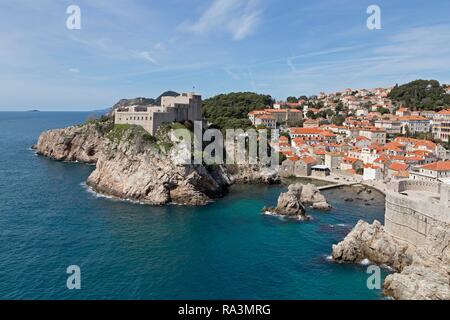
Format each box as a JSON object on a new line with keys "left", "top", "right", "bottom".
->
{"left": 26, "top": 109, "right": 40, "bottom": 112}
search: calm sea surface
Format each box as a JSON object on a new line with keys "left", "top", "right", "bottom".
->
{"left": 0, "top": 112, "right": 388, "bottom": 299}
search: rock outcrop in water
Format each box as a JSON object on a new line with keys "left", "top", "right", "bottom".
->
{"left": 263, "top": 183, "right": 330, "bottom": 220}
{"left": 332, "top": 220, "right": 450, "bottom": 300}
{"left": 35, "top": 119, "right": 278, "bottom": 205}
{"left": 264, "top": 183, "right": 308, "bottom": 220}
{"left": 299, "top": 183, "right": 331, "bottom": 210}
{"left": 332, "top": 220, "right": 413, "bottom": 270}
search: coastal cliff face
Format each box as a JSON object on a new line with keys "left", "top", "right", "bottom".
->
{"left": 86, "top": 127, "right": 229, "bottom": 205}
{"left": 35, "top": 121, "right": 277, "bottom": 205}
{"left": 383, "top": 223, "right": 450, "bottom": 300}
{"left": 332, "top": 220, "right": 450, "bottom": 300}
{"left": 224, "top": 164, "right": 279, "bottom": 184}
{"left": 35, "top": 122, "right": 109, "bottom": 163}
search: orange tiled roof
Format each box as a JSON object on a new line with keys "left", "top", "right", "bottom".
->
{"left": 301, "top": 156, "right": 317, "bottom": 164}
{"left": 343, "top": 157, "right": 359, "bottom": 164}
{"left": 364, "top": 163, "right": 381, "bottom": 169}
{"left": 419, "top": 161, "right": 450, "bottom": 171}
{"left": 389, "top": 162, "right": 409, "bottom": 171}
{"left": 437, "top": 109, "right": 450, "bottom": 115}
{"left": 399, "top": 116, "right": 428, "bottom": 121}
{"left": 314, "top": 149, "right": 326, "bottom": 155}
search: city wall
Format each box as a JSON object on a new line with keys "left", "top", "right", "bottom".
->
{"left": 385, "top": 179, "right": 450, "bottom": 247}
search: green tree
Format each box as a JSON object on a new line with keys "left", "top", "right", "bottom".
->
{"left": 202, "top": 92, "right": 273, "bottom": 130}
{"left": 388, "top": 79, "right": 449, "bottom": 110}
{"left": 377, "top": 106, "right": 390, "bottom": 115}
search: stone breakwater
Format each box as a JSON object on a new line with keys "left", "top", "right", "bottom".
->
{"left": 332, "top": 180, "right": 450, "bottom": 300}
{"left": 35, "top": 121, "right": 279, "bottom": 206}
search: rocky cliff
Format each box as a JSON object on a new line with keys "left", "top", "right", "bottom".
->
{"left": 86, "top": 125, "right": 229, "bottom": 205}
{"left": 35, "top": 120, "right": 278, "bottom": 205}
{"left": 35, "top": 121, "right": 111, "bottom": 163}
{"left": 332, "top": 220, "right": 450, "bottom": 300}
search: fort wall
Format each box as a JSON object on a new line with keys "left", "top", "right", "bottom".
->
{"left": 385, "top": 179, "right": 449, "bottom": 247}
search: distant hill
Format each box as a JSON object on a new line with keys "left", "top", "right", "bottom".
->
{"left": 203, "top": 92, "right": 274, "bottom": 129}
{"left": 106, "top": 91, "right": 179, "bottom": 117}
{"left": 154, "top": 90, "right": 179, "bottom": 105}
{"left": 388, "top": 80, "right": 450, "bottom": 111}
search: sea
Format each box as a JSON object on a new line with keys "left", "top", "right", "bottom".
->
{"left": 0, "top": 111, "right": 389, "bottom": 299}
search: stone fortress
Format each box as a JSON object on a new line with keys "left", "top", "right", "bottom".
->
{"left": 385, "top": 179, "right": 450, "bottom": 247}
{"left": 114, "top": 92, "right": 202, "bottom": 135}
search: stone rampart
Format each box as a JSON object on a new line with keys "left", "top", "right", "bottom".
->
{"left": 385, "top": 180, "right": 449, "bottom": 247}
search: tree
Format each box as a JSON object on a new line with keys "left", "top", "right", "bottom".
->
{"left": 332, "top": 115, "right": 345, "bottom": 126}
{"left": 286, "top": 96, "right": 298, "bottom": 103}
{"left": 203, "top": 92, "right": 273, "bottom": 130}
{"left": 377, "top": 106, "right": 390, "bottom": 115}
{"left": 388, "top": 79, "right": 448, "bottom": 111}
{"left": 306, "top": 110, "right": 315, "bottom": 119}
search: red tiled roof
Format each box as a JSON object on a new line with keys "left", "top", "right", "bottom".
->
{"left": 343, "top": 157, "right": 359, "bottom": 164}
{"left": 389, "top": 162, "right": 409, "bottom": 171}
{"left": 364, "top": 164, "right": 381, "bottom": 169}
{"left": 314, "top": 149, "right": 326, "bottom": 155}
{"left": 419, "top": 161, "right": 450, "bottom": 172}
{"left": 301, "top": 156, "right": 317, "bottom": 164}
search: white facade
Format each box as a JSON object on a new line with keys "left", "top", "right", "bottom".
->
{"left": 363, "top": 166, "right": 382, "bottom": 181}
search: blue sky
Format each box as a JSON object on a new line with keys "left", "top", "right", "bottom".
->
{"left": 0, "top": 0, "right": 449, "bottom": 110}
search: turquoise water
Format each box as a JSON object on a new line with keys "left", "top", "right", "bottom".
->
{"left": 0, "top": 112, "right": 389, "bottom": 299}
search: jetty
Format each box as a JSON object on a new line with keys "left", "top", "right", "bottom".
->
{"left": 317, "top": 182, "right": 355, "bottom": 190}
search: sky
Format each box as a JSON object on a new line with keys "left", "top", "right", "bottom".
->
{"left": 0, "top": 0, "right": 449, "bottom": 111}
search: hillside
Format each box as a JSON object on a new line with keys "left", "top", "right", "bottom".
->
{"left": 106, "top": 90, "right": 179, "bottom": 117}
{"left": 202, "top": 92, "right": 273, "bottom": 129}
{"left": 388, "top": 80, "right": 450, "bottom": 111}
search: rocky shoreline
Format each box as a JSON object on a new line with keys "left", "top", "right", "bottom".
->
{"left": 35, "top": 120, "right": 279, "bottom": 206}
{"left": 332, "top": 220, "right": 450, "bottom": 300}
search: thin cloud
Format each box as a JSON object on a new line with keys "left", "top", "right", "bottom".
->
{"left": 136, "top": 51, "right": 159, "bottom": 65}
{"left": 180, "top": 0, "right": 263, "bottom": 41}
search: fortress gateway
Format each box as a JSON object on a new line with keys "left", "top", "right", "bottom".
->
{"left": 114, "top": 92, "right": 202, "bottom": 135}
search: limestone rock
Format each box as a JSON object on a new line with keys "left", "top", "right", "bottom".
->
{"left": 36, "top": 122, "right": 108, "bottom": 163}
{"left": 225, "top": 164, "right": 280, "bottom": 185}
{"left": 332, "top": 220, "right": 413, "bottom": 271}
{"left": 263, "top": 183, "right": 307, "bottom": 220}
{"left": 36, "top": 120, "right": 278, "bottom": 206}
{"left": 332, "top": 220, "right": 450, "bottom": 300}
{"left": 299, "top": 183, "right": 331, "bottom": 210}
{"left": 384, "top": 224, "right": 450, "bottom": 300}
{"left": 86, "top": 127, "right": 228, "bottom": 205}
